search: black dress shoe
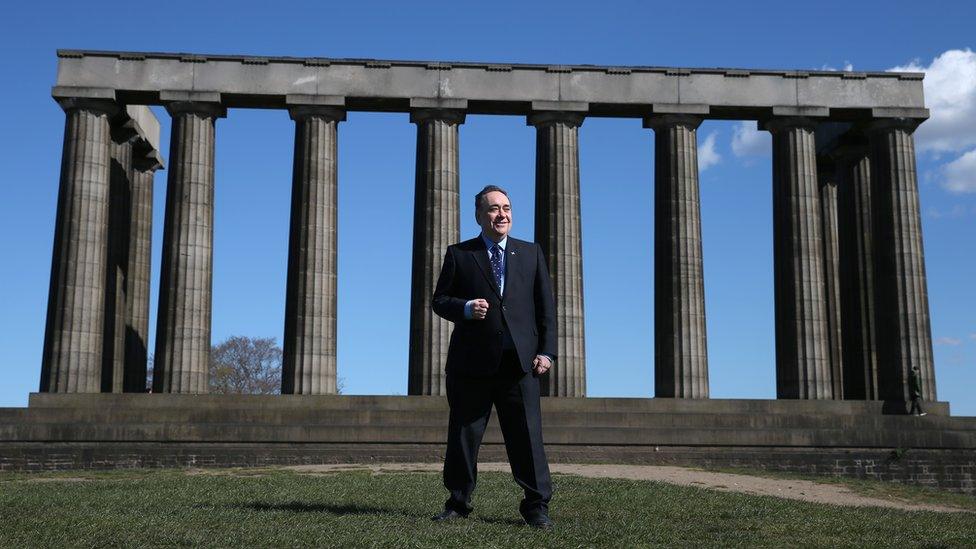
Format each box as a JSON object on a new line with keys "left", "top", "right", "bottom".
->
{"left": 431, "top": 509, "right": 468, "bottom": 522}
{"left": 524, "top": 513, "right": 554, "bottom": 529}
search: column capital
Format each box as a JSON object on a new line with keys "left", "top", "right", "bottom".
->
{"left": 161, "top": 91, "right": 225, "bottom": 119}
{"left": 55, "top": 97, "right": 121, "bottom": 117}
{"left": 410, "top": 108, "right": 466, "bottom": 125}
{"left": 642, "top": 114, "right": 703, "bottom": 131}
{"left": 164, "top": 101, "right": 226, "bottom": 119}
{"left": 288, "top": 105, "right": 346, "bottom": 122}
{"left": 761, "top": 116, "right": 820, "bottom": 134}
{"left": 865, "top": 117, "right": 923, "bottom": 134}
{"left": 527, "top": 111, "right": 585, "bottom": 128}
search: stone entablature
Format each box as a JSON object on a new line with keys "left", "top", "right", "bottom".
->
{"left": 55, "top": 50, "right": 926, "bottom": 118}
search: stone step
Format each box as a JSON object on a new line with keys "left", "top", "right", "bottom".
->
{"left": 3, "top": 419, "right": 975, "bottom": 448}
{"left": 23, "top": 393, "right": 953, "bottom": 416}
{"left": 5, "top": 394, "right": 971, "bottom": 449}
{"left": 2, "top": 406, "right": 970, "bottom": 432}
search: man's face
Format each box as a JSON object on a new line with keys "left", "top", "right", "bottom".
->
{"left": 477, "top": 191, "right": 512, "bottom": 241}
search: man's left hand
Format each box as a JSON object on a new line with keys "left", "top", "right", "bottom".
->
{"left": 532, "top": 355, "right": 552, "bottom": 375}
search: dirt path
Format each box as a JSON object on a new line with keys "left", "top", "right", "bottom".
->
{"left": 285, "top": 462, "right": 971, "bottom": 514}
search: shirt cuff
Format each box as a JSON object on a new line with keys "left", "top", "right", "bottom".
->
{"left": 464, "top": 300, "right": 475, "bottom": 319}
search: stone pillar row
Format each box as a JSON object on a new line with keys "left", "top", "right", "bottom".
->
{"left": 765, "top": 117, "right": 833, "bottom": 399}
{"left": 770, "top": 116, "right": 936, "bottom": 402}
{"left": 103, "top": 135, "right": 133, "bottom": 393}
{"left": 834, "top": 142, "right": 880, "bottom": 400}
{"left": 42, "top": 98, "right": 162, "bottom": 394}
{"left": 644, "top": 115, "right": 709, "bottom": 399}
{"left": 153, "top": 101, "right": 225, "bottom": 393}
{"left": 868, "top": 119, "right": 936, "bottom": 402}
{"left": 38, "top": 99, "right": 714, "bottom": 400}
{"left": 125, "top": 150, "right": 160, "bottom": 392}
{"left": 282, "top": 106, "right": 345, "bottom": 395}
{"left": 43, "top": 95, "right": 934, "bottom": 403}
{"left": 41, "top": 99, "right": 118, "bottom": 393}
{"left": 407, "top": 108, "right": 464, "bottom": 396}
{"left": 817, "top": 160, "right": 844, "bottom": 400}
{"left": 531, "top": 111, "right": 587, "bottom": 398}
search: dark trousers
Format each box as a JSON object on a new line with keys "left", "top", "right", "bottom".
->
{"left": 909, "top": 397, "right": 925, "bottom": 415}
{"left": 443, "top": 350, "right": 552, "bottom": 517}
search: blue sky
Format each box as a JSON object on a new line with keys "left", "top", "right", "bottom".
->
{"left": 1, "top": 0, "right": 973, "bottom": 414}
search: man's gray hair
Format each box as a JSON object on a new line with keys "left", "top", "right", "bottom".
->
{"left": 475, "top": 185, "right": 509, "bottom": 212}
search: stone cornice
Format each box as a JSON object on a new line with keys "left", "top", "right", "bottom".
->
{"left": 55, "top": 49, "right": 926, "bottom": 81}
{"left": 54, "top": 49, "right": 928, "bottom": 122}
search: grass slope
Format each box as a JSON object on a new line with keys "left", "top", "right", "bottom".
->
{"left": 1, "top": 469, "right": 974, "bottom": 547}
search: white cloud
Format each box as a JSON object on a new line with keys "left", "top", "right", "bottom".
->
{"left": 926, "top": 204, "right": 970, "bottom": 219}
{"left": 731, "top": 121, "right": 770, "bottom": 158}
{"left": 889, "top": 49, "right": 976, "bottom": 154}
{"left": 819, "top": 61, "right": 854, "bottom": 72}
{"left": 698, "top": 131, "right": 721, "bottom": 171}
{"left": 935, "top": 336, "right": 962, "bottom": 346}
{"left": 941, "top": 148, "right": 976, "bottom": 193}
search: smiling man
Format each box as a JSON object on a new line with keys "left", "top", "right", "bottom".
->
{"left": 430, "top": 185, "right": 557, "bottom": 529}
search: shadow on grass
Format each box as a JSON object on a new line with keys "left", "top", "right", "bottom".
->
{"left": 222, "top": 501, "right": 530, "bottom": 526}
{"left": 222, "top": 501, "right": 429, "bottom": 519}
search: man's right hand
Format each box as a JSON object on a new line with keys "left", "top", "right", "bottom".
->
{"left": 470, "top": 298, "right": 489, "bottom": 320}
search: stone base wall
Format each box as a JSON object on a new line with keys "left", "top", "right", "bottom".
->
{"left": 3, "top": 395, "right": 973, "bottom": 494}
{"left": 1, "top": 442, "right": 973, "bottom": 494}
{"left": 552, "top": 446, "right": 976, "bottom": 494}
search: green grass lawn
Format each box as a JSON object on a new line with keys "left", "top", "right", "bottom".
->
{"left": 1, "top": 468, "right": 974, "bottom": 548}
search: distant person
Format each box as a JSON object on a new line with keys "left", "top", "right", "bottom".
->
{"left": 909, "top": 366, "right": 926, "bottom": 416}
{"left": 430, "top": 185, "right": 557, "bottom": 529}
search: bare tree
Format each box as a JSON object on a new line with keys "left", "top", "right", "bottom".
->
{"left": 209, "top": 336, "right": 282, "bottom": 394}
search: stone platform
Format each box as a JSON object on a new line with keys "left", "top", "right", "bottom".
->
{"left": 1, "top": 394, "right": 974, "bottom": 493}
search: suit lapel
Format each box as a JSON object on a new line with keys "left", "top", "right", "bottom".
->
{"left": 471, "top": 238, "right": 501, "bottom": 298}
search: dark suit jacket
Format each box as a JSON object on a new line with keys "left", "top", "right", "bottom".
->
{"left": 432, "top": 236, "right": 557, "bottom": 376}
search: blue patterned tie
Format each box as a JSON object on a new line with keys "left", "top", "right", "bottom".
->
{"left": 490, "top": 244, "right": 503, "bottom": 294}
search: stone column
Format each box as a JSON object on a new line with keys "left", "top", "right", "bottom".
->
{"left": 123, "top": 149, "right": 160, "bottom": 393}
{"left": 530, "top": 111, "right": 586, "bottom": 397}
{"left": 835, "top": 143, "right": 880, "bottom": 400}
{"left": 763, "top": 117, "right": 831, "bottom": 399}
{"left": 41, "top": 97, "right": 119, "bottom": 393}
{"left": 282, "top": 105, "right": 345, "bottom": 395}
{"left": 817, "top": 158, "right": 844, "bottom": 399}
{"left": 408, "top": 108, "right": 464, "bottom": 395}
{"left": 102, "top": 133, "right": 135, "bottom": 393}
{"left": 643, "top": 114, "right": 709, "bottom": 398}
{"left": 867, "top": 118, "right": 936, "bottom": 402}
{"left": 153, "top": 100, "right": 225, "bottom": 394}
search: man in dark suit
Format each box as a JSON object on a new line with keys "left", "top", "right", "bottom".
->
{"left": 430, "top": 185, "right": 557, "bottom": 529}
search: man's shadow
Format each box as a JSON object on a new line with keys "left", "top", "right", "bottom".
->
{"left": 224, "top": 501, "right": 419, "bottom": 517}
{"left": 225, "top": 502, "right": 526, "bottom": 525}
